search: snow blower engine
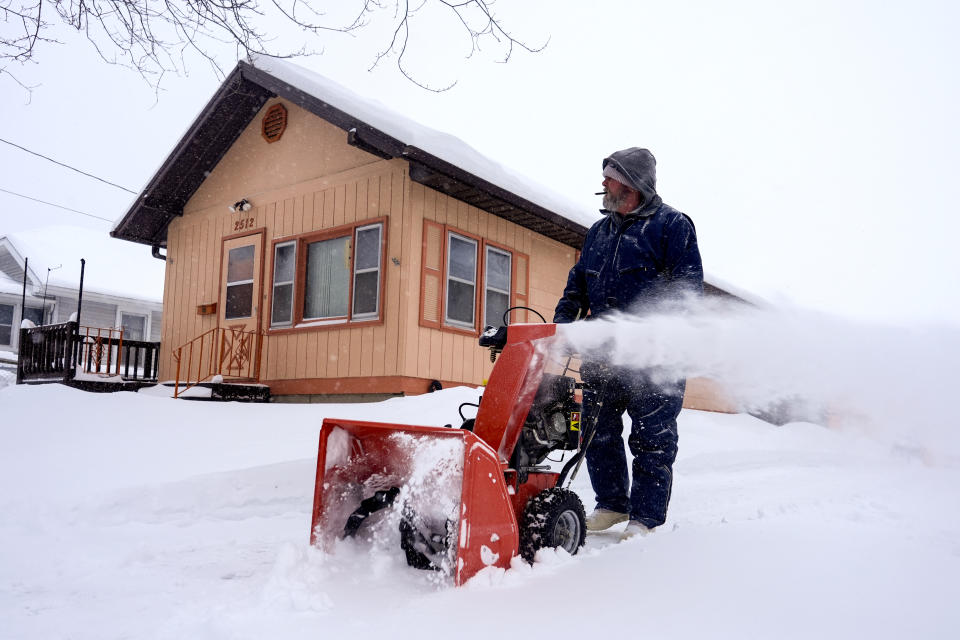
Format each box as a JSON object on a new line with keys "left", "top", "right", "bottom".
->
{"left": 309, "top": 321, "right": 591, "bottom": 585}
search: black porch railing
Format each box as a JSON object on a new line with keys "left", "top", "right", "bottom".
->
{"left": 76, "top": 333, "right": 160, "bottom": 382}
{"left": 16, "top": 322, "right": 160, "bottom": 385}
{"left": 16, "top": 321, "right": 77, "bottom": 384}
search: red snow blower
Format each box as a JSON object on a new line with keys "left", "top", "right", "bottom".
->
{"left": 310, "top": 321, "right": 591, "bottom": 585}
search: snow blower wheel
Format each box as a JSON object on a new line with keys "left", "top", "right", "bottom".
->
{"left": 399, "top": 505, "right": 455, "bottom": 572}
{"left": 519, "top": 487, "right": 586, "bottom": 562}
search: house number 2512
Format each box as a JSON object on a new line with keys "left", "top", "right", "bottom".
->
{"left": 233, "top": 217, "right": 255, "bottom": 231}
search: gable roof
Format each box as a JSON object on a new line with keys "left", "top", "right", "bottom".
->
{"left": 111, "top": 56, "right": 591, "bottom": 249}
{"left": 0, "top": 236, "right": 40, "bottom": 288}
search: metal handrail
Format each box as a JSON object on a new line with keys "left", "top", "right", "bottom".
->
{"left": 172, "top": 326, "right": 261, "bottom": 398}
{"left": 77, "top": 325, "right": 124, "bottom": 375}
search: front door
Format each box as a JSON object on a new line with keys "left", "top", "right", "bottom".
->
{"left": 218, "top": 233, "right": 263, "bottom": 380}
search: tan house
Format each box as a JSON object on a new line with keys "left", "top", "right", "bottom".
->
{"left": 111, "top": 57, "right": 742, "bottom": 408}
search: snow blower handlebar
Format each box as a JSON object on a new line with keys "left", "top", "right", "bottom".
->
{"left": 471, "top": 323, "right": 558, "bottom": 463}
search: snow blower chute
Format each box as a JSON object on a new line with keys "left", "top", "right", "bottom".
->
{"left": 310, "top": 322, "right": 589, "bottom": 585}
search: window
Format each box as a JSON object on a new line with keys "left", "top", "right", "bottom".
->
{"left": 0, "top": 303, "right": 12, "bottom": 345}
{"left": 304, "top": 235, "right": 350, "bottom": 320}
{"left": 120, "top": 312, "right": 147, "bottom": 341}
{"left": 420, "top": 220, "right": 529, "bottom": 333}
{"left": 22, "top": 306, "right": 44, "bottom": 326}
{"left": 352, "top": 224, "right": 382, "bottom": 318}
{"left": 225, "top": 245, "right": 255, "bottom": 319}
{"left": 271, "top": 241, "right": 296, "bottom": 326}
{"left": 484, "top": 246, "right": 512, "bottom": 329}
{"left": 445, "top": 233, "right": 477, "bottom": 328}
{"left": 269, "top": 220, "right": 385, "bottom": 329}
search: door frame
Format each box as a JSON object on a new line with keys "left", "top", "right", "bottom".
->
{"left": 217, "top": 227, "right": 267, "bottom": 380}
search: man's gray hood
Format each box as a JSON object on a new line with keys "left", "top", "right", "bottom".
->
{"left": 602, "top": 147, "right": 659, "bottom": 209}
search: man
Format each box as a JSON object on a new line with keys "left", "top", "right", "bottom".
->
{"left": 553, "top": 147, "right": 703, "bottom": 540}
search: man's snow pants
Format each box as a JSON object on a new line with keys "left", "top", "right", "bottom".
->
{"left": 581, "top": 365, "right": 684, "bottom": 529}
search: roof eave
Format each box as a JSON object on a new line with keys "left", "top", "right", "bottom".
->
{"left": 111, "top": 60, "right": 588, "bottom": 250}
{"left": 111, "top": 64, "right": 275, "bottom": 247}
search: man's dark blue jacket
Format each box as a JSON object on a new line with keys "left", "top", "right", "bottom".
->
{"left": 554, "top": 148, "right": 704, "bottom": 322}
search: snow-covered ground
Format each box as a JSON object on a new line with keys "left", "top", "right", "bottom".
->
{"left": 1, "top": 379, "right": 957, "bottom": 639}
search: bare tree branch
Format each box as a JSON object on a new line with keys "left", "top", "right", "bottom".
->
{"left": 0, "top": 0, "right": 546, "bottom": 91}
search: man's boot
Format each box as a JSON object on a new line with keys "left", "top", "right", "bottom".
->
{"left": 586, "top": 508, "right": 628, "bottom": 531}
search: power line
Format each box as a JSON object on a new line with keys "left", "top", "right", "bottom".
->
{"left": 0, "top": 187, "right": 115, "bottom": 223}
{"left": 0, "top": 136, "right": 137, "bottom": 194}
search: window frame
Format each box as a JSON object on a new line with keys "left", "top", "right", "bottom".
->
{"left": 351, "top": 223, "right": 383, "bottom": 321}
{"left": 0, "top": 302, "right": 13, "bottom": 347}
{"left": 22, "top": 305, "right": 46, "bottom": 327}
{"left": 116, "top": 310, "right": 150, "bottom": 342}
{"left": 224, "top": 244, "right": 256, "bottom": 320}
{"left": 269, "top": 240, "right": 297, "bottom": 328}
{"left": 301, "top": 234, "right": 352, "bottom": 323}
{"left": 444, "top": 231, "right": 479, "bottom": 330}
{"left": 420, "top": 221, "right": 528, "bottom": 336}
{"left": 266, "top": 217, "right": 387, "bottom": 334}
{"left": 483, "top": 244, "right": 512, "bottom": 330}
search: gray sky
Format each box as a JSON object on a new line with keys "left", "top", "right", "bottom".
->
{"left": 2, "top": 0, "right": 958, "bottom": 325}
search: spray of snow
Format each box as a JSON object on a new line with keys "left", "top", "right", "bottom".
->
{"left": 319, "top": 430, "right": 465, "bottom": 586}
{"left": 322, "top": 427, "right": 350, "bottom": 472}
{"left": 557, "top": 298, "right": 960, "bottom": 462}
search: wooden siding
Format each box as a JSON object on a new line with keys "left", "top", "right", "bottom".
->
{"left": 401, "top": 181, "right": 574, "bottom": 388}
{"left": 159, "top": 154, "right": 578, "bottom": 391}
{"left": 685, "top": 377, "right": 739, "bottom": 413}
{"left": 158, "top": 159, "right": 409, "bottom": 384}
{"left": 184, "top": 100, "right": 376, "bottom": 216}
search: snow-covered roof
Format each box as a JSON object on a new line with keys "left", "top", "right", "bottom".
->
{"left": 1, "top": 226, "right": 165, "bottom": 303}
{"left": 0, "top": 274, "right": 28, "bottom": 297}
{"left": 249, "top": 55, "right": 597, "bottom": 230}
{"left": 112, "top": 58, "right": 588, "bottom": 250}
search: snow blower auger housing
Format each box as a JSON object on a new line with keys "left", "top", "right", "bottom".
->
{"left": 310, "top": 322, "right": 587, "bottom": 585}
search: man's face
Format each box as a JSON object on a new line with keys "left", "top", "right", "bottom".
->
{"left": 602, "top": 176, "right": 634, "bottom": 213}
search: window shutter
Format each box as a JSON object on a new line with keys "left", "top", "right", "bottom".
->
{"left": 512, "top": 251, "right": 529, "bottom": 323}
{"left": 420, "top": 220, "right": 444, "bottom": 328}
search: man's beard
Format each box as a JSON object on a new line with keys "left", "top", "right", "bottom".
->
{"left": 603, "top": 189, "right": 629, "bottom": 212}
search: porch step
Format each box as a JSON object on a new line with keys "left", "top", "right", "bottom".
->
{"left": 66, "top": 379, "right": 157, "bottom": 394}
{"left": 161, "top": 381, "right": 271, "bottom": 403}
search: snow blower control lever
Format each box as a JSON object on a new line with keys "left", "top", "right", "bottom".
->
{"left": 310, "top": 322, "right": 588, "bottom": 585}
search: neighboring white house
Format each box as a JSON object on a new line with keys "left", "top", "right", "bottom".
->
{"left": 0, "top": 226, "right": 165, "bottom": 357}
